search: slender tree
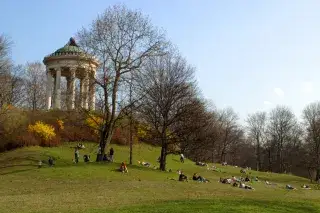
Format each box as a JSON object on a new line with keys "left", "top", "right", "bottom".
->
{"left": 77, "top": 4, "right": 167, "bottom": 160}
{"left": 302, "top": 102, "right": 320, "bottom": 181}
{"left": 24, "top": 62, "right": 46, "bottom": 111}
{"left": 267, "top": 106, "right": 297, "bottom": 173}
{"left": 246, "top": 111, "right": 267, "bottom": 171}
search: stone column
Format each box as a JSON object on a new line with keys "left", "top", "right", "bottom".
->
{"left": 66, "top": 68, "right": 76, "bottom": 110}
{"left": 52, "top": 74, "right": 56, "bottom": 108}
{"left": 80, "top": 78, "right": 84, "bottom": 108}
{"left": 83, "top": 72, "right": 89, "bottom": 109}
{"left": 89, "top": 72, "right": 96, "bottom": 111}
{"left": 53, "top": 67, "right": 61, "bottom": 109}
{"left": 46, "top": 69, "right": 53, "bottom": 110}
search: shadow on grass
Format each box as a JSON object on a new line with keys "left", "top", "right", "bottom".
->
{"left": 0, "top": 168, "right": 36, "bottom": 176}
{"left": 99, "top": 199, "right": 319, "bottom": 213}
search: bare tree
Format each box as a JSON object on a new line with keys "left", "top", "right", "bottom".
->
{"left": 246, "top": 111, "right": 267, "bottom": 171}
{"left": 0, "top": 34, "right": 12, "bottom": 74}
{"left": 216, "top": 107, "right": 240, "bottom": 163}
{"left": 174, "top": 99, "right": 214, "bottom": 160}
{"left": 267, "top": 106, "right": 298, "bottom": 173}
{"left": 0, "top": 34, "right": 12, "bottom": 111}
{"left": 302, "top": 102, "right": 320, "bottom": 181}
{"left": 24, "top": 62, "right": 46, "bottom": 110}
{"left": 136, "top": 52, "right": 196, "bottom": 171}
{"left": 77, "top": 4, "right": 167, "bottom": 160}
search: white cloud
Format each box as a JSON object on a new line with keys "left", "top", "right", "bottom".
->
{"left": 264, "top": 101, "right": 272, "bottom": 105}
{"left": 301, "top": 81, "right": 313, "bottom": 94}
{"left": 274, "top": 88, "right": 284, "bottom": 97}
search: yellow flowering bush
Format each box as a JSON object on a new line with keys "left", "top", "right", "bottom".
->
{"left": 85, "top": 116, "right": 103, "bottom": 135}
{"left": 137, "top": 124, "right": 148, "bottom": 138}
{"left": 28, "top": 121, "right": 56, "bottom": 142}
{"left": 57, "top": 119, "right": 64, "bottom": 130}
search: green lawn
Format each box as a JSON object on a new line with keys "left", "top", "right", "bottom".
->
{"left": 0, "top": 142, "right": 319, "bottom": 213}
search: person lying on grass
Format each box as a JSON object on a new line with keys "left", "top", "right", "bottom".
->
{"left": 219, "top": 177, "right": 232, "bottom": 184}
{"left": 286, "top": 184, "right": 296, "bottom": 190}
{"left": 301, "top": 184, "right": 311, "bottom": 189}
{"left": 119, "top": 162, "right": 128, "bottom": 173}
{"left": 232, "top": 176, "right": 241, "bottom": 182}
{"left": 138, "top": 161, "right": 151, "bottom": 167}
{"left": 239, "top": 182, "right": 254, "bottom": 190}
{"left": 265, "top": 180, "right": 277, "bottom": 186}
{"left": 196, "top": 162, "right": 207, "bottom": 166}
{"left": 179, "top": 172, "right": 188, "bottom": 182}
{"left": 192, "top": 173, "right": 210, "bottom": 183}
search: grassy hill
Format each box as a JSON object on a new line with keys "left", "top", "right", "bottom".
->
{"left": 0, "top": 142, "right": 319, "bottom": 213}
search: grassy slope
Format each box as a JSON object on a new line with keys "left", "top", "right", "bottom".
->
{"left": 0, "top": 142, "right": 319, "bottom": 213}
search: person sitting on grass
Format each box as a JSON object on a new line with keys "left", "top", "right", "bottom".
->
{"left": 119, "top": 162, "right": 128, "bottom": 173}
{"left": 245, "top": 176, "right": 250, "bottom": 182}
{"left": 192, "top": 173, "right": 209, "bottom": 183}
{"left": 179, "top": 171, "right": 188, "bottom": 182}
{"left": 38, "top": 160, "right": 42, "bottom": 168}
{"left": 48, "top": 157, "right": 54, "bottom": 167}
{"left": 83, "top": 155, "right": 90, "bottom": 163}
{"left": 240, "top": 169, "right": 246, "bottom": 174}
{"left": 77, "top": 143, "right": 85, "bottom": 149}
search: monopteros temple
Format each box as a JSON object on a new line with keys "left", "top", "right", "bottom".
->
{"left": 43, "top": 38, "right": 99, "bottom": 110}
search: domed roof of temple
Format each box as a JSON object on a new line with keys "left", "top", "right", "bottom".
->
{"left": 43, "top": 37, "right": 99, "bottom": 66}
{"left": 46, "top": 37, "right": 85, "bottom": 57}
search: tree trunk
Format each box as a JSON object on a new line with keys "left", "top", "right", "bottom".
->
{"left": 96, "top": 124, "right": 113, "bottom": 162}
{"left": 268, "top": 148, "right": 272, "bottom": 172}
{"left": 256, "top": 138, "right": 260, "bottom": 171}
{"left": 159, "top": 145, "right": 167, "bottom": 171}
{"left": 129, "top": 73, "right": 133, "bottom": 165}
{"left": 159, "top": 128, "right": 167, "bottom": 171}
{"left": 129, "top": 117, "right": 133, "bottom": 165}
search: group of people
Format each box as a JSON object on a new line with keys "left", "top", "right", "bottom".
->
{"left": 219, "top": 176, "right": 255, "bottom": 190}
{"left": 38, "top": 156, "right": 54, "bottom": 168}
{"left": 286, "top": 184, "right": 311, "bottom": 190}
{"left": 73, "top": 146, "right": 115, "bottom": 164}
{"left": 97, "top": 147, "right": 114, "bottom": 162}
{"left": 177, "top": 171, "right": 209, "bottom": 183}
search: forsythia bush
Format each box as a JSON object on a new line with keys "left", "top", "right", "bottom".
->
{"left": 85, "top": 116, "right": 103, "bottom": 135}
{"left": 28, "top": 121, "right": 56, "bottom": 142}
{"left": 57, "top": 119, "right": 64, "bottom": 130}
{"left": 137, "top": 124, "right": 150, "bottom": 139}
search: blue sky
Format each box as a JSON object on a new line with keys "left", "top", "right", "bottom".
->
{"left": 1, "top": 0, "right": 320, "bottom": 123}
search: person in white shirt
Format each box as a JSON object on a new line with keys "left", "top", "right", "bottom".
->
{"left": 180, "top": 153, "right": 185, "bottom": 163}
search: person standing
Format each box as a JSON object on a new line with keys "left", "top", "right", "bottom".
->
{"left": 74, "top": 147, "right": 80, "bottom": 163}
{"left": 180, "top": 153, "right": 185, "bottom": 163}
{"left": 109, "top": 147, "right": 114, "bottom": 162}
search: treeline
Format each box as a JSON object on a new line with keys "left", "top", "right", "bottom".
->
{"left": 1, "top": 4, "right": 320, "bottom": 181}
